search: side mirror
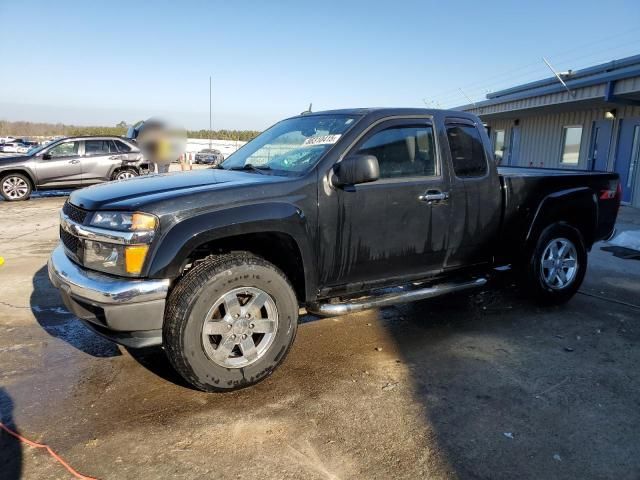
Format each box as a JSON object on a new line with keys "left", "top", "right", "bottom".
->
{"left": 333, "top": 154, "right": 379, "bottom": 187}
{"left": 42, "top": 153, "right": 52, "bottom": 160}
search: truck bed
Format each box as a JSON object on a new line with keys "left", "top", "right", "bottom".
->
{"left": 496, "top": 166, "right": 619, "bottom": 263}
{"left": 498, "top": 166, "right": 615, "bottom": 178}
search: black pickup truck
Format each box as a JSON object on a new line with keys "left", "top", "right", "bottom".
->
{"left": 48, "top": 108, "right": 621, "bottom": 391}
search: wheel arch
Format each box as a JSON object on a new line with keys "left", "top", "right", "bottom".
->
{"left": 147, "top": 203, "right": 317, "bottom": 303}
{"left": 0, "top": 168, "right": 36, "bottom": 189}
{"left": 526, "top": 187, "right": 598, "bottom": 251}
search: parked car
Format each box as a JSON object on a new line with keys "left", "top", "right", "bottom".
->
{"left": 194, "top": 148, "right": 224, "bottom": 165}
{"left": 0, "top": 136, "right": 149, "bottom": 201}
{"left": 0, "top": 142, "right": 22, "bottom": 153}
{"left": 48, "top": 108, "right": 621, "bottom": 392}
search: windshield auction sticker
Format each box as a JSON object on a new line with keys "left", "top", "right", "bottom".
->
{"left": 302, "top": 134, "right": 341, "bottom": 146}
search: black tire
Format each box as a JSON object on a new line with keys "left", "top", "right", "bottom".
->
{"left": 524, "top": 223, "right": 587, "bottom": 305}
{"left": 0, "top": 173, "right": 32, "bottom": 201}
{"left": 163, "top": 252, "right": 299, "bottom": 392}
{"left": 111, "top": 168, "right": 138, "bottom": 181}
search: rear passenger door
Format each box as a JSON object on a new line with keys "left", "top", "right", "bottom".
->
{"left": 320, "top": 117, "right": 452, "bottom": 289}
{"left": 443, "top": 118, "right": 502, "bottom": 269}
{"left": 81, "top": 139, "right": 122, "bottom": 184}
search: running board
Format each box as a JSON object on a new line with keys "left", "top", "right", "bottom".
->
{"left": 306, "top": 278, "right": 487, "bottom": 317}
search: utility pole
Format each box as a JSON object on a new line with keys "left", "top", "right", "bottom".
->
{"left": 209, "top": 75, "right": 213, "bottom": 150}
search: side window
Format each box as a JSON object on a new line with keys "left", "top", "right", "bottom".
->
{"left": 357, "top": 125, "right": 436, "bottom": 179}
{"left": 446, "top": 124, "right": 488, "bottom": 177}
{"left": 115, "top": 140, "right": 132, "bottom": 153}
{"left": 47, "top": 141, "right": 79, "bottom": 158}
{"left": 84, "top": 140, "right": 114, "bottom": 155}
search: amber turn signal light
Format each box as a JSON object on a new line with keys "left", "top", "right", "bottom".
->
{"left": 125, "top": 245, "right": 149, "bottom": 274}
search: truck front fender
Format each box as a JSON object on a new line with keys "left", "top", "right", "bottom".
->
{"left": 146, "top": 202, "right": 317, "bottom": 299}
{"left": 526, "top": 187, "right": 598, "bottom": 249}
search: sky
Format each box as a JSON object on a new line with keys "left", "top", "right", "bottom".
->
{"left": 1, "top": 0, "right": 639, "bottom": 130}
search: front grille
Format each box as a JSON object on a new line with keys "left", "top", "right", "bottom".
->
{"left": 60, "top": 227, "right": 80, "bottom": 253}
{"left": 62, "top": 202, "right": 89, "bottom": 224}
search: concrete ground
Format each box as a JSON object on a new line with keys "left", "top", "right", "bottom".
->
{"left": 1, "top": 191, "right": 639, "bottom": 480}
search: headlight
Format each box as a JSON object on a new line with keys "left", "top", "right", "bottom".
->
{"left": 90, "top": 212, "right": 158, "bottom": 231}
{"left": 83, "top": 211, "right": 157, "bottom": 276}
{"left": 84, "top": 240, "right": 149, "bottom": 276}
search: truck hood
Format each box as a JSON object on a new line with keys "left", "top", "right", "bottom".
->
{"left": 69, "top": 168, "right": 284, "bottom": 211}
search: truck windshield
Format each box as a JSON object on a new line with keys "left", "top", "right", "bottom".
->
{"left": 221, "top": 114, "right": 359, "bottom": 175}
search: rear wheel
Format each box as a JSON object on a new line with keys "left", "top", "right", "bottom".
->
{"left": 112, "top": 169, "right": 138, "bottom": 181}
{"left": 524, "top": 223, "right": 587, "bottom": 305}
{"left": 1, "top": 173, "right": 32, "bottom": 201}
{"left": 163, "top": 252, "right": 298, "bottom": 391}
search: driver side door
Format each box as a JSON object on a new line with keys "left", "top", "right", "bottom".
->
{"left": 318, "top": 118, "right": 452, "bottom": 292}
{"left": 35, "top": 140, "right": 83, "bottom": 187}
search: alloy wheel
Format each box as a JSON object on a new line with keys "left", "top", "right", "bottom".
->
{"left": 202, "top": 287, "right": 278, "bottom": 368}
{"left": 116, "top": 171, "right": 136, "bottom": 180}
{"left": 2, "top": 176, "right": 29, "bottom": 200}
{"left": 540, "top": 237, "right": 578, "bottom": 290}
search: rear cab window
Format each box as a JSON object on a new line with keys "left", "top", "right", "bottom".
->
{"left": 445, "top": 121, "right": 488, "bottom": 178}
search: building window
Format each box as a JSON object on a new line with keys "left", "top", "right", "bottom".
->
{"left": 493, "top": 130, "right": 505, "bottom": 164}
{"left": 561, "top": 126, "right": 583, "bottom": 165}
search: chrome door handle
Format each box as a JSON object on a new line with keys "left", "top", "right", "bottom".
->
{"left": 68, "top": 159, "right": 80, "bottom": 164}
{"left": 419, "top": 190, "right": 450, "bottom": 203}
{"left": 109, "top": 155, "right": 122, "bottom": 160}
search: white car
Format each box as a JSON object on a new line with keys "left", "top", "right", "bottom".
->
{"left": 0, "top": 142, "right": 21, "bottom": 153}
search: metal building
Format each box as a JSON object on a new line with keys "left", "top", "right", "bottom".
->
{"left": 459, "top": 55, "right": 640, "bottom": 207}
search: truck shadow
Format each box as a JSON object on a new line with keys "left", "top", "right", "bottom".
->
{"left": 374, "top": 270, "right": 640, "bottom": 479}
{"left": 0, "top": 389, "right": 22, "bottom": 480}
{"left": 30, "top": 265, "right": 121, "bottom": 358}
{"left": 124, "top": 346, "right": 197, "bottom": 390}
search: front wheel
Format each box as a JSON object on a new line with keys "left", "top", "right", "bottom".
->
{"left": 1, "top": 173, "right": 32, "bottom": 201}
{"left": 163, "top": 252, "right": 298, "bottom": 391}
{"left": 524, "top": 223, "right": 587, "bottom": 305}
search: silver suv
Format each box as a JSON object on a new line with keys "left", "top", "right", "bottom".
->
{"left": 0, "top": 136, "right": 149, "bottom": 201}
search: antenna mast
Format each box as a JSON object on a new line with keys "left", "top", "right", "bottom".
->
{"left": 542, "top": 57, "right": 574, "bottom": 97}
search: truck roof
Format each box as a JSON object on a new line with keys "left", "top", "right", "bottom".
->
{"left": 292, "top": 107, "right": 479, "bottom": 122}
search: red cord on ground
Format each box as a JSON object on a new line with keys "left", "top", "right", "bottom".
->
{"left": 0, "top": 422, "right": 98, "bottom": 480}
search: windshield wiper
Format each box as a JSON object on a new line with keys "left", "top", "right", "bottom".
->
{"left": 228, "top": 163, "right": 271, "bottom": 174}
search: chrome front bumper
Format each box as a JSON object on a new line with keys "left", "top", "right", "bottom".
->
{"left": 47, "top": 245, "right": 170, "bottom": 348}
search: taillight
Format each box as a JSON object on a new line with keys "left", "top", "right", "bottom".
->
{"left": 599, "top": 179, "right": 620, "bottom": 200}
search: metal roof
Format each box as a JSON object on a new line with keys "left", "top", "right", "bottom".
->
{"left": 457, "top": 54, "right": 640, "bottom": 112}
